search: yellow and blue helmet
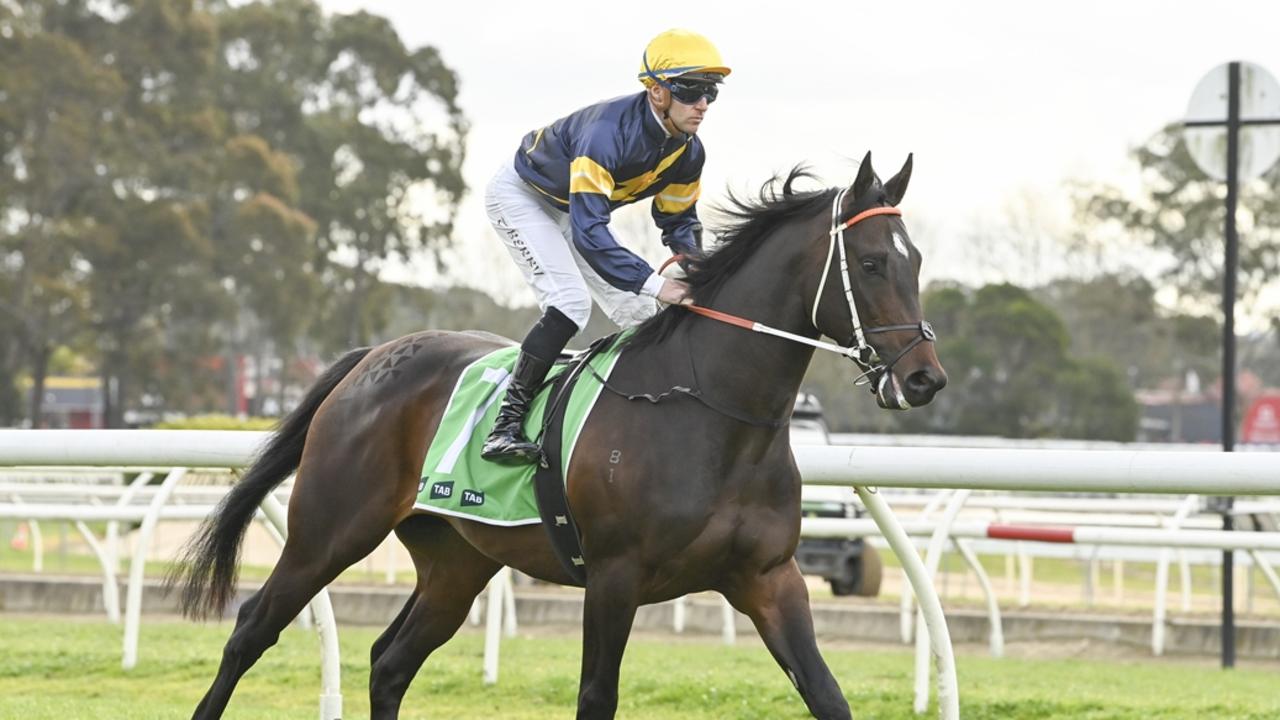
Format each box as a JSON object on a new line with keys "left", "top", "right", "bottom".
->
{"left": 638, "top": 29, "right": 730, "bottom": 87}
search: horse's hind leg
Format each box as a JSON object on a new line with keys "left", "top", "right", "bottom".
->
{"left": 725, "top": 560, "right": 851, "bottom": 720}
{"left": 192, "top": 481, "right": 403, "bottom": 718}
{"left": 370, "top": 591, "right": 418, "bottom": 670}
{"left": 192, "top": 528, "right": 392, "bottom": 719}
{"left": 369, "top": 515, "right": 500, "bottom": 719}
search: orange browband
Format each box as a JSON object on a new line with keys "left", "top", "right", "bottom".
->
{"left": 831, "top": 206, "right": 902, "bottom": 234}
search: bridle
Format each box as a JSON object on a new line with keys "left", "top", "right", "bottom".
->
{"left": 666, "top": 189, "right": 936, "bottom": 408}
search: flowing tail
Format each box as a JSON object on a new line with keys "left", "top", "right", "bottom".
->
{"left": 167, "top": 346, "right": 373, "bottom": 619}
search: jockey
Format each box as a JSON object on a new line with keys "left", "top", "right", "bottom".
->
{"left": 481, "top": 28, "right": 730, "bottom": 464}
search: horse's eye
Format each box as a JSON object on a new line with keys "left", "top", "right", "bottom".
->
{"left": 860, "top": 260, "right": 879, "bottom": 275}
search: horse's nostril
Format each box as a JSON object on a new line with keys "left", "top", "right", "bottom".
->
{"left": 907, "top": 368, "right": 946, "bottom": 394}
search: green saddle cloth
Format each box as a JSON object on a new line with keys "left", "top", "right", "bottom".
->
{"left": 414, "top": 337, "right": 625, "bottom": 525}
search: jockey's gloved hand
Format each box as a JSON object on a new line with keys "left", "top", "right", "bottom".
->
{"left": 656, "top": 277, "right": 692, "bottom": 306}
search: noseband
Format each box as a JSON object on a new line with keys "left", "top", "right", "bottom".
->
{"left": 671, "top": 189, "right": 936, "bottom": 405}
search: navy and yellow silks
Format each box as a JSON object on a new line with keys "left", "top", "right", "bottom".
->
{"left": 415, "top": 339, "right": 626, "bottom": 525}
{"left": 512, "top": 92, "right": 704, "bottom": 294}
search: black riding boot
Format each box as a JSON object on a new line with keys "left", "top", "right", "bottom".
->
{"left": 481, "top": 307, "right": 579, "bottom": 465}
{"left": 480, "top": 351, "right": 554, "bottom": 464}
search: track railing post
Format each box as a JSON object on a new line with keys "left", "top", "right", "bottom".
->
{"left": 720, "top": 594, "right": 736, "bottom": 645}
{"left": 483, "top": 566, "right": 508, "bottom": 684}
{"left": 901, "top": 491, "right": 949, "bottom": 643}
{"left": 122, "top": 467, "right": 187, "bottom": 670}
{"left": 857, "top": 487, "right": 958, "bottom": 720}
{"left": 1153, "top": 494, "right": 1199, "bottom": 655}
{"left": 951, "top": 537, "right": 1003, "bottom": 657}
{"left": 73, "top": 518, "right": 120, "bottom": 624}
{"left": 913, "top": 489, "right": 968, "bottom": 716}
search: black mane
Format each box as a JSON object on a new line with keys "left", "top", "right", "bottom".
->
{"left": 624, "top": 166, "right": 836, "bottom": 349}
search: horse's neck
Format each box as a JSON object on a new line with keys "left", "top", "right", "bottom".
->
{"left": 674, "top": 229, "right": 821, "bottom": 425}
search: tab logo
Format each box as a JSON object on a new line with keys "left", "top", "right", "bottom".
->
{"left": 430, "top": 481, "right": 454, "bottom": 500}
{"left": 460, "top": 489, "right": 485, "bottom": 507}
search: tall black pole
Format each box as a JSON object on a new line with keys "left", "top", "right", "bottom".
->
{"left": 1184, "top": 59, "right": 1280, "bottom": 670}
{"left": 1220, "top": 60, "right": 1240, "bottom": 670}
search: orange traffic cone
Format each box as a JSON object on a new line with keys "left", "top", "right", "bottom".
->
{"left": 10, "top": 522, "right": 29, "bottom": 551}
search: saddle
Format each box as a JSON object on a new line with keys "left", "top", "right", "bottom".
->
{"left": 415, "top": 333, "right": 625, "bottom": 586}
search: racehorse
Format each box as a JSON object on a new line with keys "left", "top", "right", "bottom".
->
{"left": 171, "top": 152, "right": 946, "bottom": 719}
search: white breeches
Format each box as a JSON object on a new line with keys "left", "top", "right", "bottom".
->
{"left": 485, "top": 160, "right": 659, "bottom": 331}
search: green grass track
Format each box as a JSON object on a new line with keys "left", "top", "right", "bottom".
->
{"left": 0, "top": 615, "right": 1277, "bottom": 719}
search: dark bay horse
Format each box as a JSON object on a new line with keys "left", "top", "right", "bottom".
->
{"left": 172, "top": 152, "right": 946, "bottom": 719}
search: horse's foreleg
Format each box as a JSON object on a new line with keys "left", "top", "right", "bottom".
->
{"left": 576, "top": 562, "right": 640, "bottom": 720}
{"left": 726, "top": 560, "right": 851, "bottom": 720}
{"left": 369, "top": 517, "right": 501, "bottom": 719}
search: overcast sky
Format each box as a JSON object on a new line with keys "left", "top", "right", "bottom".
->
{"left": 322, "top": 0, "right": 1280, "bottom": 322}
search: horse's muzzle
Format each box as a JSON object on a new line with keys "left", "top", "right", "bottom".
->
{"left": 873, "top": 366, "right": 946, "bottom": 410}
{"left": 902, "top": 366, "right": 947, "bottom": 407}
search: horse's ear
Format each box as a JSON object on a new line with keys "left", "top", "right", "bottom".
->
{"left": 851, "top": 151, "right": 876, "bottom": 200}
{"left": 884, "top": 153, "right": 913, "bottom": 207}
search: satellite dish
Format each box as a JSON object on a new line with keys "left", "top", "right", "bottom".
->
{"left": 1184, "top": 62, "right": 1280, "bottom": 181}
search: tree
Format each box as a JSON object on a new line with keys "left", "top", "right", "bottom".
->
{"left": 958, "top": 284, "right": 1072, "bottom": 436}
{"left": 0, "top": 4, "right": 125, "bottom": 424}
{"left": 1052, "top": 356, "right": 1140, "bottom": 441}
{"left": 960, "top": 186, "right": 1075, "bottom": 288}
{"left": 1076, "top": 124, "right": 1280, "bottom": 314}
{"left": 71, "top": 0, "right": 233, "bottom": 426}
{"left": 1037, "top": 274, "right": 1220, "bottom": 392}
{"left": 212, "top": 1, "right": 467, "bottom": 349}
{"left": 1, "top": 0, "right": 468, "bottom": 425}
{"left": 81, "top": 198, "right": 221, "bottom": 426}
{"left": 880, "top": 282, "right": 1138, "bottom": 440}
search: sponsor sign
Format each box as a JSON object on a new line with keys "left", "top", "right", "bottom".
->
{"left": 1242, "top": 393, "right": 1280, "bottom": 444}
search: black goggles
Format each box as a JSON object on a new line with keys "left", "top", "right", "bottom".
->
{"left": 666, "top": 78, "right": 719, "bottom": 105}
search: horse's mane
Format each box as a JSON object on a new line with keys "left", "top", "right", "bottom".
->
{"left": 624, "top": 166, "right": 836, "bottom": 349}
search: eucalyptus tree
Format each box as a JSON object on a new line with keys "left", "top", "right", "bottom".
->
{"left": 880, "top": 282, "right": 1138, "bottom": 440}
{"left": 212, "top": 0, "right": 467, "bottom": 349}
{"left": 0, "top": 1, "right": 124, "bottom": 423}
{"left": 1078, "top": 125, "right": 1280, "bottom": 313}
{"left": 2, "top": 0, "right": 467, "bottom": 425}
